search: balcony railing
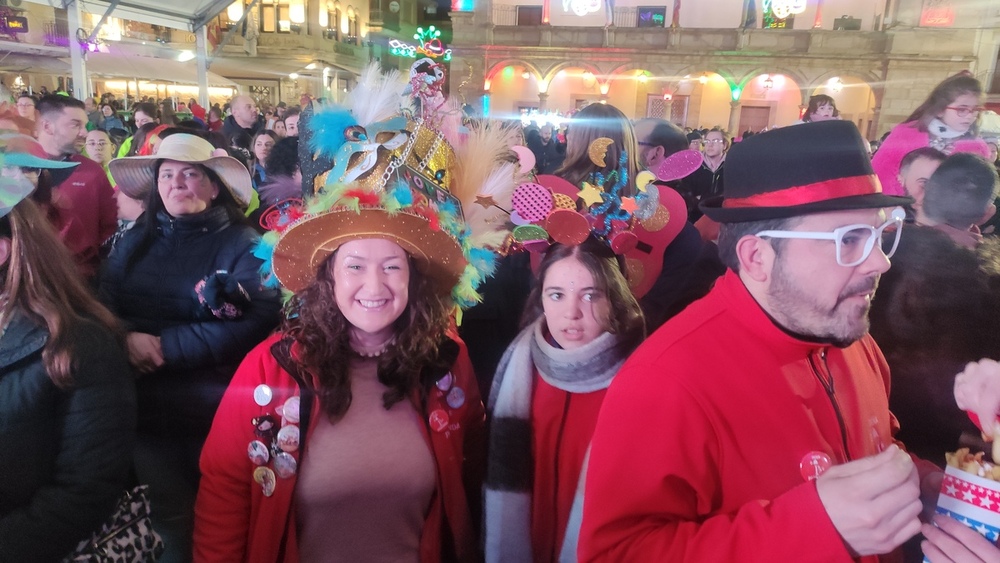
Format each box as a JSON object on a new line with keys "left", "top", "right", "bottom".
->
{"left": 43, "top": 20, "right": 69, "bottom": 47}
{"left": 493, "top": 5, "right": 516, "bottom": 26}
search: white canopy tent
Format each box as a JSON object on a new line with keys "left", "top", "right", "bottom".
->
{"left": 20, "top": 0, "right": 236, "bottom": 104}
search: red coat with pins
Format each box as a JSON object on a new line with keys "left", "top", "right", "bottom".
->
{"left": 193, "top": 332, "right": 485, "bottom": 563}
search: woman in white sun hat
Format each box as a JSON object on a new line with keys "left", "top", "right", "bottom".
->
{"left": 100, "top": 132, "right": 282, "bottom": 563}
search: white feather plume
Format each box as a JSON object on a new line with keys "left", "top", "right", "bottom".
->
{"left": 347, "top": 62, "right": 409, "bottom": 127}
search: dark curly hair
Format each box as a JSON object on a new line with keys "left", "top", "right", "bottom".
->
{"left": 264, "top": 136, "right": 299, "bottom": 178}
{"left": 283, "top": 247, "right": 455, "bottom": 418}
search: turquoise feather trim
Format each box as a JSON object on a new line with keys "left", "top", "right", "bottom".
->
{"left": 255, "top": 181, "right": 498, "bottom": 309}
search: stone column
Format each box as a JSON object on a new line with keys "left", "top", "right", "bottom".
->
{"left": 727, "top": 100, "right": 741, "bottom": 134}
{"left": 538, "top": 92, "right": 548, "bottom": 111}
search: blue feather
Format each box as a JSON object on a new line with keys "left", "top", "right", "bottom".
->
{"left": 392, "top": 183, "right": 414, "bottom": 206}
{"left": 308, "top": 107, "right": 358, "bottom": 158}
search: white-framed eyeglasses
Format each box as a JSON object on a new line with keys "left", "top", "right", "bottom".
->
{"left": 755, "top": 207, "right": 906, "bottom": 267}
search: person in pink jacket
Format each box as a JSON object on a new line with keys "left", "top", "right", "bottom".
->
{"left": 872, "top": 72, "right": 990, "bottom": 197}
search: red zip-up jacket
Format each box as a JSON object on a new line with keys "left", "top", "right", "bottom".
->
{"left": 579, "top": 270, "right": 934, "bottom": 563}
{"left": 194, "top": 332, "right": 485, "bottom": 563}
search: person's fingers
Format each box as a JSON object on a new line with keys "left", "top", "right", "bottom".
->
{"left": 879, "top": 497, "right": 922, "bottom": 545}
{"left": 922, "top": 523, "right": 969, "bottom": 562}
{"left": 922, "top": 539, "right": 957, "bottom": 563}
{"left": 825, "top": 445, "right": 900, "bottom": 479}
{"left": 932, "top": 515, "right": 999, "bottom": 560}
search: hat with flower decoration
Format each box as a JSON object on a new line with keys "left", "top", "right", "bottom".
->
{"left": 256, "top": 63, "right": 527, "bottom": 308}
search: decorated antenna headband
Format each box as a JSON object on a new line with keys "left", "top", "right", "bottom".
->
{"left": 257, "top": 63, "right": 524, "bottom": 309}
{"left": 493, "top": 138, "right": 700, "bottom": 298}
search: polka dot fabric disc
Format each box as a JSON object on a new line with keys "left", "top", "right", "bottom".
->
{"left": 512, "top": 183, "right": 554, "bottom": 222}
{"left": 552, "top": 193, "right": 575, "bottom": 210}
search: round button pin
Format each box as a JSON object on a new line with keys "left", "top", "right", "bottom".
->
{"left": 429, "top": 409, "right": 450, "bottom": 432}
{"left": 247, "top": 440, "right": 270, "bottom": 466}
{"left": 253, "top": 384, "right": 273, "bottom": 407}
{"left": 276, "top": 425, "right": 300, "bottom": 453}
{"left": 253, "top": 466, "right": 276, "bottom": 497}
{"left": 282, "top": 396, "right": 301, "bottom": 424}
{"left": 436, "top": 373, "right": 453, "bottom": 392}
{"left": 799, "top": 451, "right": 833, "bottom": 481}
{"left": 273, "top": 452, "right": 298, "bottom": 479}
{"left": 446, "top": 387, "right": 466, "bottom": 409}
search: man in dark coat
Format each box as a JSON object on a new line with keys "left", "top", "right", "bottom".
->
{"left": 222, "top": 94, "right": 263, "bottom": 140}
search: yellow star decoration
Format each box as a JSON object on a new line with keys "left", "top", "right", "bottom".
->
{"left": 620, "top": 197, "right": 638, "bottom": 214}
{"left": 475, "top": 194, "right": 497, "bottom": 209}
{"left": 578, "top": 182, "right": 605, "bottom": 207}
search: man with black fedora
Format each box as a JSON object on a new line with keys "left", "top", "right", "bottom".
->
{"left": 578, "top": 121, "right": 948, "bottom": 562}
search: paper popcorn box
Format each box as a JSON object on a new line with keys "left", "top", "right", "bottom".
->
{"left": 924, "top": 465, "right": 1000, "bottom": 561}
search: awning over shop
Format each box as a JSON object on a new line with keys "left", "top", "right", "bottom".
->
{"left": 67, "top": 52, "right": 237, "bottom": 87}
{"left": 21, "top": 0, "right": 231, "bottom": 32}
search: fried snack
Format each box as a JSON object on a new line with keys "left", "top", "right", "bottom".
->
{"left": 946, "top": 447, "right": 1000, "bottom": 480}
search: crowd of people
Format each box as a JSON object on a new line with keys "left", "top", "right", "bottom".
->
{"left": 1, "top": 65, "right": 1000, "bottom": 563}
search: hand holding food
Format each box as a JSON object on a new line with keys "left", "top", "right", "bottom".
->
{"left": 815, "top": 445, "right": 922, "bottom": 556}
{"left": 954, "top": 359, "right": 1000, "bottom": 440}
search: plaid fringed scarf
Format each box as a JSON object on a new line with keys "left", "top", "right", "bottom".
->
{"left": 484, "top": 318, "right": 629, "bottom": 563}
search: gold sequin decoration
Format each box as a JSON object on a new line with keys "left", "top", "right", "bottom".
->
{"left": 588, "top": 137, "right": 613, "bottom": 167}
{"left": 642, "top": 205, "right": 670, "bottom": 232}
{"left": 552, "top": 193, "right": 575, "bottom": 210}
{"left": 625, "top": 258, "right": 645, "bottom": 289}
{"left": 403, "top": 120, "right": 456, "bottom": 191}
{"left": 313, "top": 171, "right": 329, "bottom": 194}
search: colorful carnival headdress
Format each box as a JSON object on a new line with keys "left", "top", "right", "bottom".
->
{"left": 500, "top": 138, "right": 702, "bottom": 297}
{"left": 258, "top": 63, "right": 525, "bottom": 308}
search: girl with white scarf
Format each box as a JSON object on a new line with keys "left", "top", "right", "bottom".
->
{"left": 484, "top": 238, "right": 645, "bottom": 563}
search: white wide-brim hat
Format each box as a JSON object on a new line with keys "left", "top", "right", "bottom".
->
{"left": 108, "top": 133, "right": 253, "bottom": 208}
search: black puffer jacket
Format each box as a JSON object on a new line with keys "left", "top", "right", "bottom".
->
{"left": 0, "top": 312, "right": 136, "bottom": 562}
{"left": 99, "top": 207, "right": 282, "bottom": 439}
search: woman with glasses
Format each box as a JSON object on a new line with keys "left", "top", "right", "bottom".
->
{"left": 873, "top": 72, "right": 992, "bottom": 197}
{"left": 84, "top": 129, "right": 116, "bottom": 182}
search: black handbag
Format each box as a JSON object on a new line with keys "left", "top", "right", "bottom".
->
{"left": 62, "top": 485, "right": 165, "bottom": 562}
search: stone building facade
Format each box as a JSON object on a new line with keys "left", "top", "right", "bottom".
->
{"left": 449, "top": 0, "right": 1000, "bottom": 138}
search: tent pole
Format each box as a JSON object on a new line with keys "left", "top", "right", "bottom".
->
{"left": 195, "top": 25, "right": 210, "bottom": 109}
{"left": 65, "top": 0, "right": 89, "bottom": 99}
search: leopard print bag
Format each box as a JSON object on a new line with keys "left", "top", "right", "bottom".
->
{"left": 62, "top": 485, "right": 165, "bottom": 562}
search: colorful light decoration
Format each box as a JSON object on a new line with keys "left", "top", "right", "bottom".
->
{"left": 563, "top": 0, "right": 601, "bottom": 17}
{"left": 387, "top": 25, "right": 452, "bottom": 61}
{"left": 769, "top": 0, "right": 806, "bottom": 19}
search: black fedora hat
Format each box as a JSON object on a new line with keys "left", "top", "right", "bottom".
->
{"left": 700, "top": 121, "right": 913, "bottom": 222}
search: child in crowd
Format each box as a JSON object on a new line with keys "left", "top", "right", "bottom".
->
{"left": 873, "top": 72, "right": 991, "bottom": 196}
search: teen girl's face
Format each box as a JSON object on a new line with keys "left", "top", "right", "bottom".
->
{"left": 937, "top": 93, "right": 980, "bottom": 133}
{"left": 541, "top": 255, "right": 610, "bottom": 350}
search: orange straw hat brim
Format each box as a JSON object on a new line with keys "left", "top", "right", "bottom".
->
{"left": 271, "top": 207, "right": 467, "bottom": 294}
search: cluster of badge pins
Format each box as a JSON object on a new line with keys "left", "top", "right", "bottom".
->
{"left": 249, "top": 384, "right": 301, "bottom": 497}
{"left": 427, "top": 372, "right": 466, "bottom": 433}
